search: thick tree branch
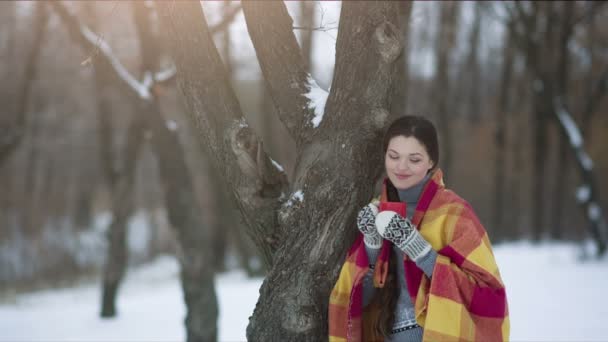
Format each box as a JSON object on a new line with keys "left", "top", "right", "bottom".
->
{"left": 157, "top": 1, "right": 288, "bottom": 266}
{"left": 242, "top": 2, "right": 320, "bottom": 148}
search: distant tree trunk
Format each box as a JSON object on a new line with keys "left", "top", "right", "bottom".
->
{"left": 551, "top": 1, "right": 574, "bottom": 240}
{"left": 0, "top": 2, "right": 47, "bottom": 165}
{"left": 299, "top": 1, "right": 315, "bottom": 71}
{"left": 508, "top": 70, "right": 528, "bottom": 240}
{"left": 390, "top": 2, "right": 413, "bottom": 119}
{"left": 433, "top": 1, "right": 460, "bottom": 178}
{"left": 132, "top": 3, "right": 219, "bottom": 340}
{"left": 513, "top": 2, "right": 550, "bottom": 242}
{"left": 0, "top": 1, "right": 16, "bottom": 134}
{"left": 159, "top": 1, "right": 404, "bottom": 340}
{"left": 100, "top": 112, "right": 146, "bottom": 317}
{"left": 465, "top": 2, "right": 482, "bottom": 123}
{"left": 494, "top": 21, "right": 515, "bottom": 241}
{"left": 0, "top": 1, "right": 15, "bottom": 55}
{"left": 73, "top": 177, "right": 94, "bottom": 230}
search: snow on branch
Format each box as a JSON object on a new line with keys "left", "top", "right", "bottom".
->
{"left": 304, "top": 75, "right": 329, "bottom": 128}
{"left": 154, "top": 65, "right": 177, "bottom": 83}
{"left": 80, "top": 25, "right": 151, "bottom": 100}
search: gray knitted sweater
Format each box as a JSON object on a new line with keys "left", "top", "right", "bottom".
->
{"left": 362, "top": 175, "right": 437, "bottom": 341}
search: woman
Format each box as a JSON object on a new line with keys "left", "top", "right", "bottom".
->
{"left": 329, "top": 116, "right": 509, "bottom": 342}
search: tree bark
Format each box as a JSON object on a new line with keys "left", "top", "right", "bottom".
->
{"left": 494, "top": 20, "right": 515, "bottom": 241}
{"left": 433, "top": 1, "right": 460, "bottom": 178}
{"left": 390, "top": 2, "right": 413, "bottom": 119}
{"left": 465, "top": 2, "right": 483, "bottom": 123}
{"left": 158, "top": 1, "right": 403, "bottom": 340}
{"left": 0, "top": 2, "right": 47, "bottom": 165}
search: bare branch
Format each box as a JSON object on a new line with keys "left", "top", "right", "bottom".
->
{"left": 242, "top": 1, "right": 319, "bottom": 148}
{"left": 49, "top": 2, "right": 152, "bottom": 100}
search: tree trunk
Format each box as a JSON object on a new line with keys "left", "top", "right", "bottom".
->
{"left": 433, "top": 1, "right": 460, "bottom": 178}
{"left": 550, "top": 2, "right": 574, "bottom": 240}
{"left": 390, "top": 2, "right": 413, "bottom": 119}
{"left": 508, "top": 71, "right": 528, "bottom": 240}
{"left": 101, "top": 111, "right": 146, "bottom": 317}
{"left": 0, "top": 2, "right": 47, "bottom": 165}
{"left": 158, "top": 1, "right": 404, "bottom": 340}
{"left": 465, "top": 2, "right": 482, "bottom": 123}
{"left": 299, "top": 1, "right": 315, "bottom": 72}
{"left": 132, "top": 2, "right": 219, "bottom": 340}
{"left": 494, "top": 21, "right": 515, "bottom": 241}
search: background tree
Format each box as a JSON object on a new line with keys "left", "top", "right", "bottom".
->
{"left": 432, "top": 1, "right": 460, "bottom": 179}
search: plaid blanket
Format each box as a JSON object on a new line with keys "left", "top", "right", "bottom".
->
{"left": 329, "top": 169, "right": 509, "bottom": 341}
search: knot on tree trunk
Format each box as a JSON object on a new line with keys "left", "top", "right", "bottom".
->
{"left": 368, "top": 107, "right": 390, "bottom": 131}
{"left": 229, "top": 119, "right": 287, "bottom": 199}
{"left": 374, "top": 21, "right": 402, "bottom": 63}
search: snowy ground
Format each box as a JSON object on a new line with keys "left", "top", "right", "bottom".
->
{"left": 1, "top": 241, "right": 607, "bottom": 342}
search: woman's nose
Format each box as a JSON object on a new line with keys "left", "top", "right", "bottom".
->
{"left": 397, "top": 160, "right": 409, "bottom": 171}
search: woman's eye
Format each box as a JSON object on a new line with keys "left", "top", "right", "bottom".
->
{"left": 410, "top": 159, "right": 421, "bottom": 163}
{"left": 389, "top": 155, "right": 399, "bottom": 160}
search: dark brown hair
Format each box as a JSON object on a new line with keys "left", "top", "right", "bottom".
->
{"left": 370, "top": 185, "right": 400, "bottom": 337}
{"left": 382, "top": 115, "right": 439, "bottom": 171}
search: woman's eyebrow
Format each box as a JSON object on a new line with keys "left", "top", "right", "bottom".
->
{"left": 388, "top": 149, "right": 423, "bottom": 157}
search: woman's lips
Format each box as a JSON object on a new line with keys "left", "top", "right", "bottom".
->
{"left": 395, "top": 174, "right": 410, "bottom": 180}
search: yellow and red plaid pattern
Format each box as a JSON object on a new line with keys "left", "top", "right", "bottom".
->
{"left": 329, "top": 169, "right": 509, "bottom": 342}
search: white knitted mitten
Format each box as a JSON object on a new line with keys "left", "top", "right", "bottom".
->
{"left": 375, "top": 211, "right": 432, "bottom": 261}
{"left": 356, "top": 202, "right": 382, "bottom": 249}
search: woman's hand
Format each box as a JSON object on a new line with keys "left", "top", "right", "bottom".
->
{"left": 356, "top": 201, "right": 382, "bottom": 249}
{"left": 375, "top": 211, "right": 432, "bottom": 261}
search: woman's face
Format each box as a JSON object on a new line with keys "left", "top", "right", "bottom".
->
{"left": 385, "top": 135, "right": 434, "bottom": 190}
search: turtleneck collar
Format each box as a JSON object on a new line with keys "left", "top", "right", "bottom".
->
{"left": 396, "top": 173, "right": 431, "bottom": 218}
